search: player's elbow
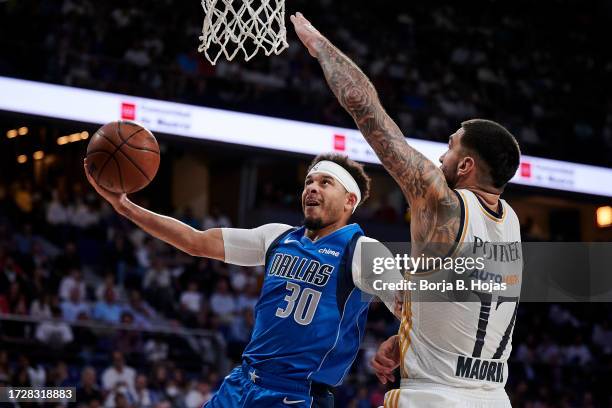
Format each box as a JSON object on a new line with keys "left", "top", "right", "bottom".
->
{"left": 185, "top": 229, "right": 223, "bottom": 259}
{"left": 183, "top": 244, "right": 201, "bottom": 258}
{"left": 180, "top": 229, "right": 205, "bottom": 257}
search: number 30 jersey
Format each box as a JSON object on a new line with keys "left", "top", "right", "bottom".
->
{"left": 400, "top": 189, "right": 522, "bottom": 391}
{"left": 241, "top": 223, "right": 372, "bottom": 387}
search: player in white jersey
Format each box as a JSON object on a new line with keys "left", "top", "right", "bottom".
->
{"left": 291, "top": 13, "right": 522, "bottom": 407}
{"left": 378, "top": 189, "right": 523, "bottom": 408}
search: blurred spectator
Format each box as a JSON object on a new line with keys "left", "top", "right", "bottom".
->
{"left": 105, "top": 234, "right": 136, "bottom": 286}
{"left": 130, "top": 373, "right": 158, "bottom": 408}
{"left": 124, "top": 41, "right": 152, "bottom": 67}
{"left": 144, "top": 337, "right": 169, "bottom": 364}
{"left": 184, "top": 380, "right": 212, "bottom": 408}
{"left": 101, "top": 351, "right": 136, "bottom": 397}
{"left": 126, "top": 290, "right": 158, "bottom": 328}
{"left": 143, "top": 258, "right": 174, "bottom": 317}
{"left": 536, "top": 334, "right": 561, "bottom": 365}
{"left": 59, "top": 268, "right": 86, "bottom": 301}
{"left": 31, "top": 241, "right": 51, "bottom": 269}
{"left": 209, "top": 279, "right": 236, "bottom": 321}
{"left": 35, "top": 306, "right": 74, "bottom": 347}
{"left": 92, "top": 288, "right": 123, "bottom": 323}
{"left": 230, "top": 267, "right": 248, "bottom": 292}
{"left": 565, "top": 335, "right": 592, "bottom": 366}
{"left": 12, "top": 367, "right": 31, "bottom": 387}
{"left": 47, "top": 360, "right": 71, "bottom": 387}
{"left": 72, "top": 312, "right": 98, "bottom": 349}
{"left": 1, "top": 256, "right": 25, "bottom": 294}
{"left": 54, "top": 241, "right": 82, "bottom": 274}
{"left": 114, "top": 311, "right": 143, "bottom": 355}
{"left": 164, "top": 375, "right": 185, "bottom": 405}
{"left": 107, "top": 390, "right": 131, "bottom": 408}
{"left": 17, "top": 354, "right": 46, "bottom": 388}
{"left": 148, "top": 364, "right": 169, "bottom": 397}
{"left": 46, "top": 189, "right": 70, "bottom": 227}
{"left": 179, "top": 207, "right": 200, "bottom": 230}
{"left": 202, "top": 207, "right": 232, "bottom": 230}
{"left": 153, "top": 400, "right": 172, "bottom": 408}
{"left": 72, "top": 198, "right": 100, "bottom": 229}
{"left": 14, "top": 223, "right": 38, "bottom": 255}
{"left": 136, "top": 237, "right": 155, "bottom": 270}
{"left": 61, "top": 286, "right": 90, "bottom": 322}
{"left": 180, "top": 281, "right": 202, "bottom": 314}
{"left": 75, "top": 366, "right": 103, "bottom": 406}
{"left": 96, "top": 272, "right": 123, "bottom": 302}
{"left": 516, "top": 334, "right": 537, "bottom": 364}
{"left": 227, "top": 308, "right": 254, "bottom": 360}
{"left": 236, "top": 279, "right": 259, "bottom": 312}
{"left": 5, "top": 281, "right": 28, "bottom": 315}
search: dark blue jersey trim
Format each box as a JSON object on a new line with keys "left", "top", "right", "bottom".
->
{"left": 264, "top": 226, "right": 299, "bottom": 267}
{"left": 475, "top": 193, "right": 504, "bottom": 219}
{"left": 336, "top": 231, "right": 363, "bottom": 314}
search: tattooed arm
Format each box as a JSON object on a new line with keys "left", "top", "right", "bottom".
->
{"left": 290, "top": 13, "right": 461, "bottom": 245}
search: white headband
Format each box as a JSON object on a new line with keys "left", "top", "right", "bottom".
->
{"left": 307, "top": 160, "right": 362, "bottom": 213}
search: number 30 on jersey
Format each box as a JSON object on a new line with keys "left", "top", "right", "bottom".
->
{"left": 275, "top": 282, "right": 322, "bottom": 325}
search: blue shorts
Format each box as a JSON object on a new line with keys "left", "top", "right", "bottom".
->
{"left": 204, "top": 362, "right": 334, "bottom": 408}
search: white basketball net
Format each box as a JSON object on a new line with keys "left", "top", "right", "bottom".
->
{"left": 198, "top": 0, "right": 289, "bottom": 65}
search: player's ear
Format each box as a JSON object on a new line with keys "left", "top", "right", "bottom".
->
{"left": 345, "top": 192, "right": 358, "bottom": 212}
{"left": 457, "top": 156, "right": 476, "bottom": 177}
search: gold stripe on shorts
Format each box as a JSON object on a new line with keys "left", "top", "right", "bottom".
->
{"left": 384, "top": 390, "right": 400, "bottom": 408}
{"left": 399, "top": 290, "right": 412, "bottom": 378}
{"left": 392, "top": 389, "right": 401, "bottom": 408}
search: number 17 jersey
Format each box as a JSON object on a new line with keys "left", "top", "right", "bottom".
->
{"left": 400, "top": 189, "right": 523, "bottom": 391}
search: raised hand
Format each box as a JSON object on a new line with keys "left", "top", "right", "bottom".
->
{"left": 290, "top": 12, "right": 325, "bottom": 58}
{"left": 83, "top": 159, "right": 128, "bottom": 213}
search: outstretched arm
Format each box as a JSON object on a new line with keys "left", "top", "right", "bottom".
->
{"left": 84, "top": 160, "right": 224, "bottom": 259}
{"left": 291, "top": 13, "right": 461, "bottom": 244}
{"left": 84, "top": 160, "right": 291, "bottom": 263}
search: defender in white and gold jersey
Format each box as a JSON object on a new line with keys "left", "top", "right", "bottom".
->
{"left": 387, "top": 189, "right": 522, "bottom": 408}
{"left": 292, "top": 14, "right": 522, "bottom": 407}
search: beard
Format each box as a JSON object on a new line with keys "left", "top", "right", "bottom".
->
{"left": 441, "top": 166, "right": 457, "bottom": 189}
{"left": 303, "top": 216, "right": 324, "bottom": 230}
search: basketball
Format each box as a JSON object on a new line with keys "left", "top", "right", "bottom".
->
{"left": 85, "top": 120, "right": 160, "bottom": 193}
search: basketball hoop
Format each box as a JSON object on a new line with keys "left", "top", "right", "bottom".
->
{"left": 198, "top": 0, "right": 289, "bottom": 65}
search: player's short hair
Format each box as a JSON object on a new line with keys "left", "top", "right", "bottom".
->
{"left": 307, "top": 153, "right": 371, "bottom": 206}
{"left": 460, "top": 119, "right": 521, "bottom": 189}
